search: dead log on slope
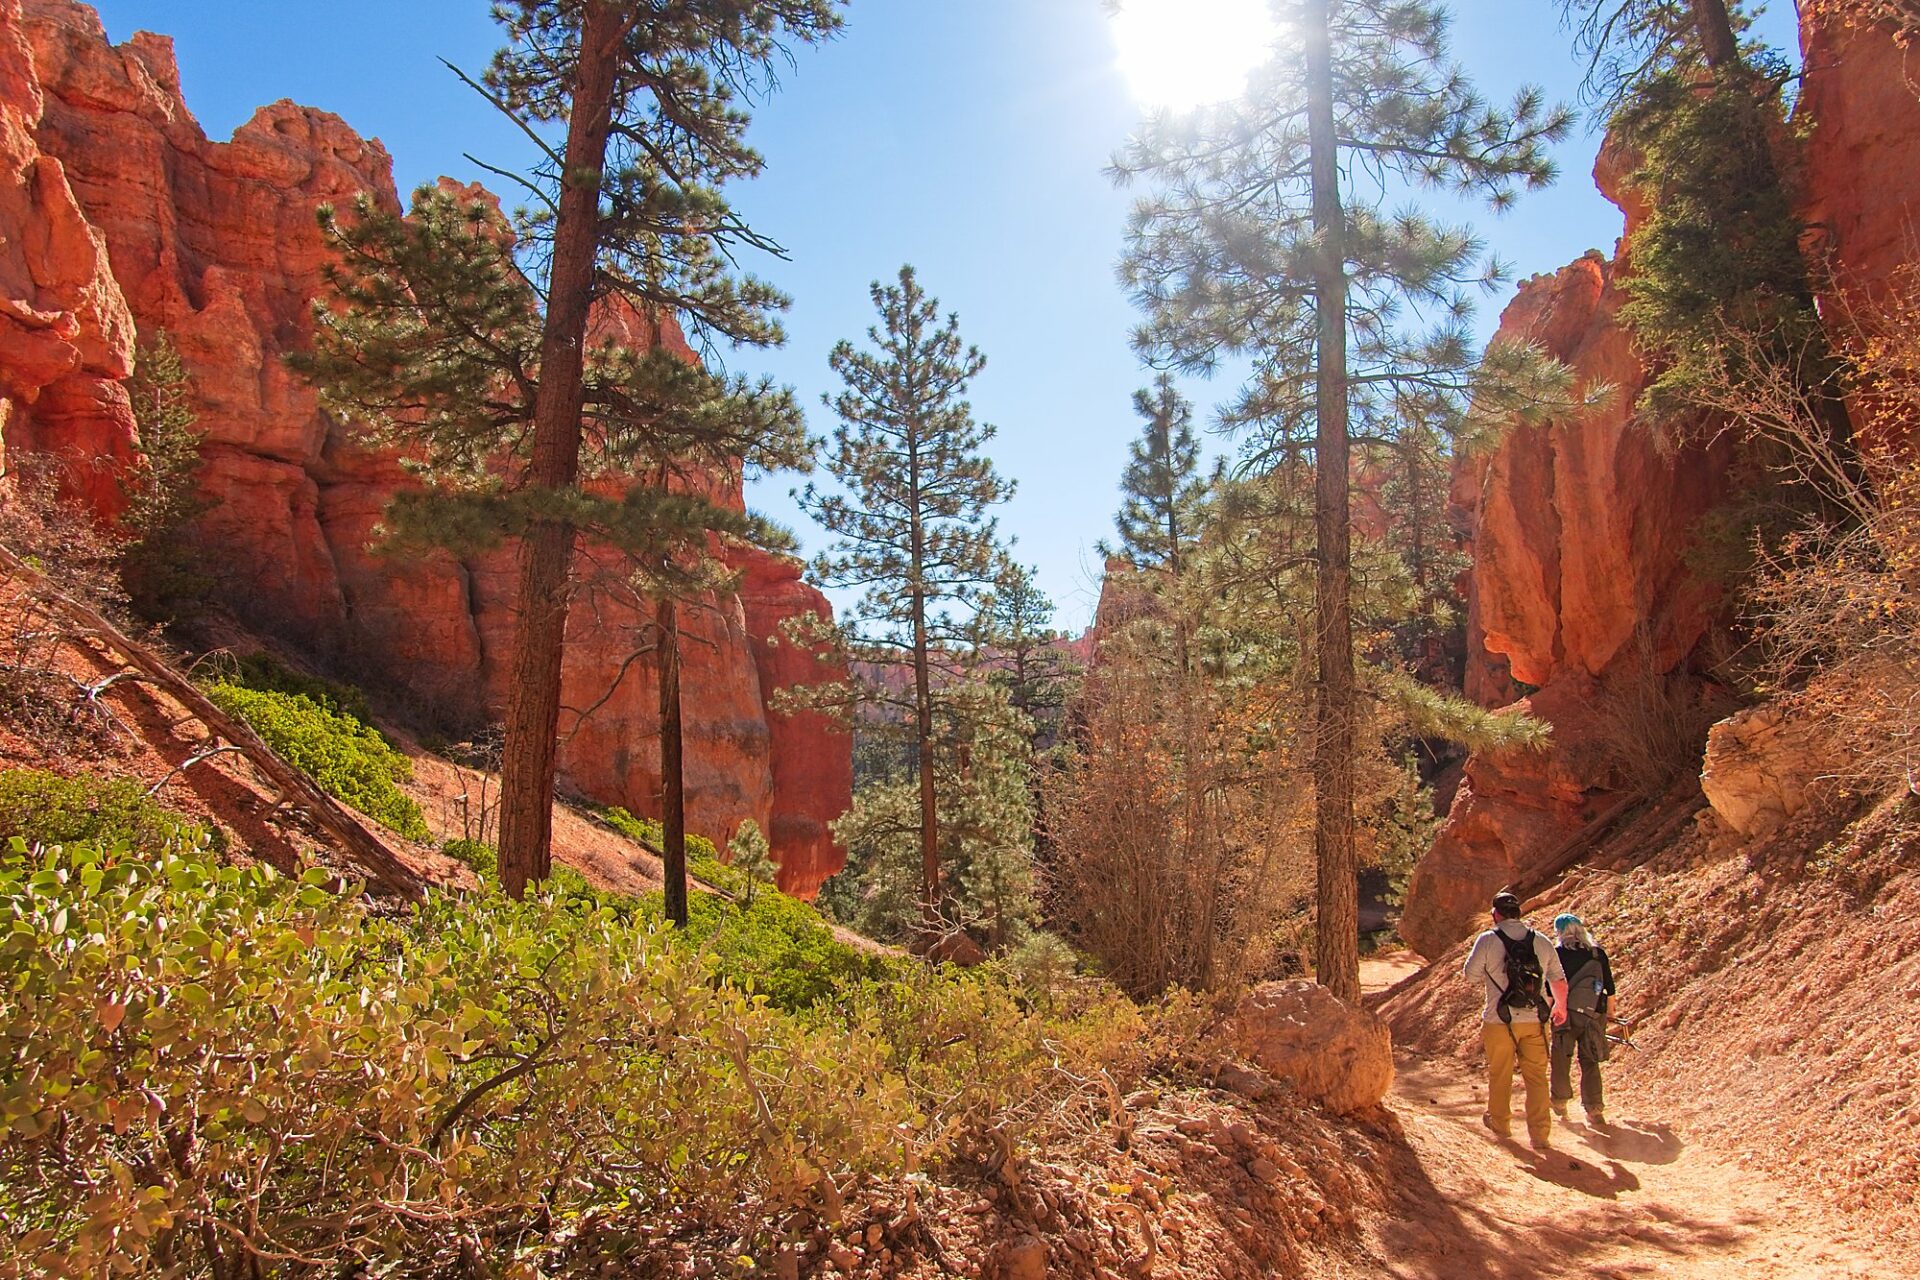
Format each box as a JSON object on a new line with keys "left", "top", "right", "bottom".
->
{"left": 0, "top": 540, "right": 426, "bottom": 899}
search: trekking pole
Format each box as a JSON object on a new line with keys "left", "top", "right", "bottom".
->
{"left": 1607, "top": 1013, "right": 1637, "bottom": 1051}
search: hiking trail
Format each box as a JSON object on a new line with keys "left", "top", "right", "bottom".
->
{"left": 1350, "top": 957, "right": 1886, "bottom": 1279}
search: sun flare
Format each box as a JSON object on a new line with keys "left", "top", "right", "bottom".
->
{"left": 1111, "top": 0, "right": 1280, "bottom": 113}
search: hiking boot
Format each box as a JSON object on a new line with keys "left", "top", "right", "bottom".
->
{"left": 1480, "top": 1114, "right": 1511, "bottom": 1140}
{"left": 1529, "top": 1136, "right": 1552, "bottom": 1151}
{"left": 1550, "top": 1099, "right": 1569, "bottom": 1118}
{"left": 1586, "top": 1110, "right": 1607, "bottom": 1128}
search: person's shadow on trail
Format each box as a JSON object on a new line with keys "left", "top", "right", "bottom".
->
{"left": 1582, "top": 1120, "right": 1684, "bottom": 1167}
{"left": 1517, "top": 1144, "right": 1641, "bottom": 1199}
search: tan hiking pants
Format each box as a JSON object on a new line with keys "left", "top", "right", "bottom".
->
{"left": 1483, "top": 1020, "right": 1553, "bottom": 1144}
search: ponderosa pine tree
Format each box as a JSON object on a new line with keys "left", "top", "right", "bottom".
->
{"left": 1557, "top": 2, "right": 1854, "bottom": 442}
{"left": 294, "top": 0, "right": 840, "bottom": 904}
{"left": 798, "top": 266, "right": 1013, "bottom": 932}
{"left": 1108, "top": 374, "right": 1208, "bottom": 577}
{"left": 971, "top": 561, "right": 1078, "bottom": 751}
{"left": 1113, "top": 0, "right": 1570, "bottom": 1000}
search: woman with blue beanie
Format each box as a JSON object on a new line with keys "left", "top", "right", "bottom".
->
{"left": 1551, "top": 912, "right": 1616, "bottom": 1126}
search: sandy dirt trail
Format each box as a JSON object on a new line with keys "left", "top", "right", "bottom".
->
{"left": 1348, "top": 957, "right": 1887, "bottom": 1280}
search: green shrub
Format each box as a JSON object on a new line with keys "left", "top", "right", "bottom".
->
{"left": 678, "top": 889, "right": 885, "bottom": 1012}
{"left": 440, "top": 836, "right": 497, "bottom": 879}
{"left": 222, "top": 651, "right": 372, "bottom": 721}
{"left": 0, "top": 769, "right": 210, "bottom": 851}
{"left": 600, "top": 804, "right": 740, "bottom": 891}
{"left": 204, "top": 683, "right": 429, "bottom": 841}
{"left": 0, "top": 837, "right": 1155, "bottom": 1278}
{"left": 0, "top": 839, "right": 914, "bottom": 1279}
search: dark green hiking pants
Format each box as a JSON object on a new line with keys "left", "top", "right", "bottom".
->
{"left": 1550, "top": 1017, "right": 1605, "bottom": 1114}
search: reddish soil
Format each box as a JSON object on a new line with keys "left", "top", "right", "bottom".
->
{"left": 1370, "top": 788, "right": 1920, "bottom": 1276}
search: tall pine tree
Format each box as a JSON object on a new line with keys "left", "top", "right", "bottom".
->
{"left": 295, "top": 0, "right": 839, "bottom": 902}
{"left": 1113, "top": 0, "right": 1569, "bottom": 999}
{"left": 798, "top": 266, "right": 1013, "bottom": 931}
{"left": 1109, "top": 373, "right": 1209, "bottom": 576}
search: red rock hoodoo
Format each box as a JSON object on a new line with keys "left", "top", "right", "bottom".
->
{"left": 1401, "top": 8, "right": 1920, "bottom": 955}
{"left": 0, "top": 0, "right": 850, "bottom": 893}
{"left": 1398, "top": 252, "right": 1732, "bottom": 957}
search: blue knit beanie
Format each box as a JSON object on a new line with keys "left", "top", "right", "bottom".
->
{"left": 1553, "top": 913, "right": 1582, "bottom": 934}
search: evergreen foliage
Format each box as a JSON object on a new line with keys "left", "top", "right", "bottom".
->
{"left": 1113, "top": 0, "right": 1570, "bottom": 998}
{"left": 291, "top": 0, "right": 840, "bottom": 900}
{"left": 797, "top": 266, "right": 1015, "bottom": 927}
{"left": 969, "top": 561, "right": 1080, "bottom": 751}
{"left": 119, "top": 333, "right": 214, "bottom": 621}
{"left": 802, "top": 266, "right": 1013, "bottom": 654}
{"left": 725, "top": 817, "right": 778, "bottom": 906}
{"left": 828, "top": 680, "right": 1039, "bottom": 948}
{"left": 1107, "top": 374, "right": 1209, "bottom": 573}
{"left": 1611, "top": 60, "right": 1819, "bottom": 418}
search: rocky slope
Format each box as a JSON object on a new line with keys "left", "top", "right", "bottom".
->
{"left": 1400, "top": 7, "right": 1920, "bottom": 955}
{"left": 0, "top": 0, "right": 849, "bottom": 893}
{"left": 1379, "top": 776, "right": 1920, "bottom": 1254}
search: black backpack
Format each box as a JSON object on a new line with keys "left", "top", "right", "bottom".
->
{"left": 1564, "top": 949, "right": 1607, "bottom": 1018}
{"left": 1496, "top": 928, "right": 1549, "bottom": 1024}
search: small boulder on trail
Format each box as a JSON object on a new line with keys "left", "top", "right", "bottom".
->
{"left": 1227, "top": 980, "right": 1393, "bottom": 1115}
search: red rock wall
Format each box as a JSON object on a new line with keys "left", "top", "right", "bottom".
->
{"left": 1403, "top": 13, "right": 1920, "bottom": 955}
{"left": 1800, "top": 14, "right": 1920, "bottom": 309}
{"left": 0, "top": 0, "right": 136, "bottom": 514}
{"left": 2, "top": 0, "right": 849, "bottom": 891}
{"left": 1401, "top": 256, "right": 1733, "bottom": 955}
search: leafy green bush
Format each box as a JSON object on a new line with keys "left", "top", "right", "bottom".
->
{"left": 0, "top": 769, "right": 210, "bottom": 851}
{"left": 599, "top": 804, "right": 752, "bottom": 895}
{"left": 679, "top": 889, "right": 886, "bottom": 1012}
{"left": 204, "top": 682, "right": 429, "bottom": 841}
{"left": 222, "top": 651, "right": 373, "bottom": 721}
{"left": 440, "top": 836, "right": 496, "bottom": 878}
{"left": 0, "top": 839, "right": 909, "bottom": 1278}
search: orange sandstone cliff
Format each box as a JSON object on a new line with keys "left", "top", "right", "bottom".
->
{"left": 1401, "top": 8, "right": 1920, "bottom": 954}
{"left": 0, "top": 0, "right": 850, "bottom": 893}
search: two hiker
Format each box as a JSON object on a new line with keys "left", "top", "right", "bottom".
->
{"left": 1463, "top": 890, "right": 1619, "bottom": 1148}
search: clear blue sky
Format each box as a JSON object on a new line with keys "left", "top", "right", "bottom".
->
{"left": 90, "top": 1, "right": 1798, "bottom": 631}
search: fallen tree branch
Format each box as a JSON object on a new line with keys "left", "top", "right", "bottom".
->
{"left": 146, "top": 744, "right": 248, "bottom": 799}
{"left": 0, "top": 540, "right": 425, "bottom": 898}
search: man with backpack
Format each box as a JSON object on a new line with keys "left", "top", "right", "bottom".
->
{"left": 1462, "top": 889, "right": 1568, "bottom": 1150}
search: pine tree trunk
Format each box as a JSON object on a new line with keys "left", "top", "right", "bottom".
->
{"left": 912, "top": 594, "right": 940, "bottom": 934}
{"left": 906, "top": 417, "right": 941, "bottom": 935}
{"left": 1689, "top": 0, "right": 1741, "bottom": 69}
{"left": 496, "top": 1, "right": 624, "bottom": 901}
{"left": 1305, "top": 0, "right": 1361, "bottom": 1004}
{"left": 659, "top": 594, "right": 689, "bottom": 928}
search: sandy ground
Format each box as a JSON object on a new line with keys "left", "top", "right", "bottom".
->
{"left": 1353, "top": 958, "right": 1887, "bottom": 1280}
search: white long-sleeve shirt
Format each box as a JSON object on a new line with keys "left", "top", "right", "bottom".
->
{"left": 1463, "top": 919, "right": 1565, "bottom": 1024}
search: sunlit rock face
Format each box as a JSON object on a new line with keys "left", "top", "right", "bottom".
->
{"left": 0, "top": 0, "right": 138, "bottom": 515}
{"left": 2, "top": 0, "right": 849, "bottom": 892}
{"left": 1406, "top": 16, "right": 1920, "bottom": 954}
{"left": 1799, "top": 9, "right": 1920, "bottom": 457}
{"left": 1402, "top": 254, "right": 1731, "bottom": 956}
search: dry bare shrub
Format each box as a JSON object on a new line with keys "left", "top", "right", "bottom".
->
{"left": 1688, "top": 271, "right": 1920, "bottom": 795}
{"left": 1045, "top": 617, "right": 1311, "bottom": 997}
{"left": 1588, "top": 626, "right": 1733, "bottom": 798}
{"left": 1805, "top": 0, "right": 1920, "bottom": 44}
{"left": 0, "top": 462, "right": 136, "bottom": 759}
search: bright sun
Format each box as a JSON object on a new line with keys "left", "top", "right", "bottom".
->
{"left": 1111, "top": 0, "right": 1280, "bottom": 112}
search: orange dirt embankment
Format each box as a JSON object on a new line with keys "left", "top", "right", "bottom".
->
{"left": 1375, "top": 789, "right": 1920, "bottom": 1266}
